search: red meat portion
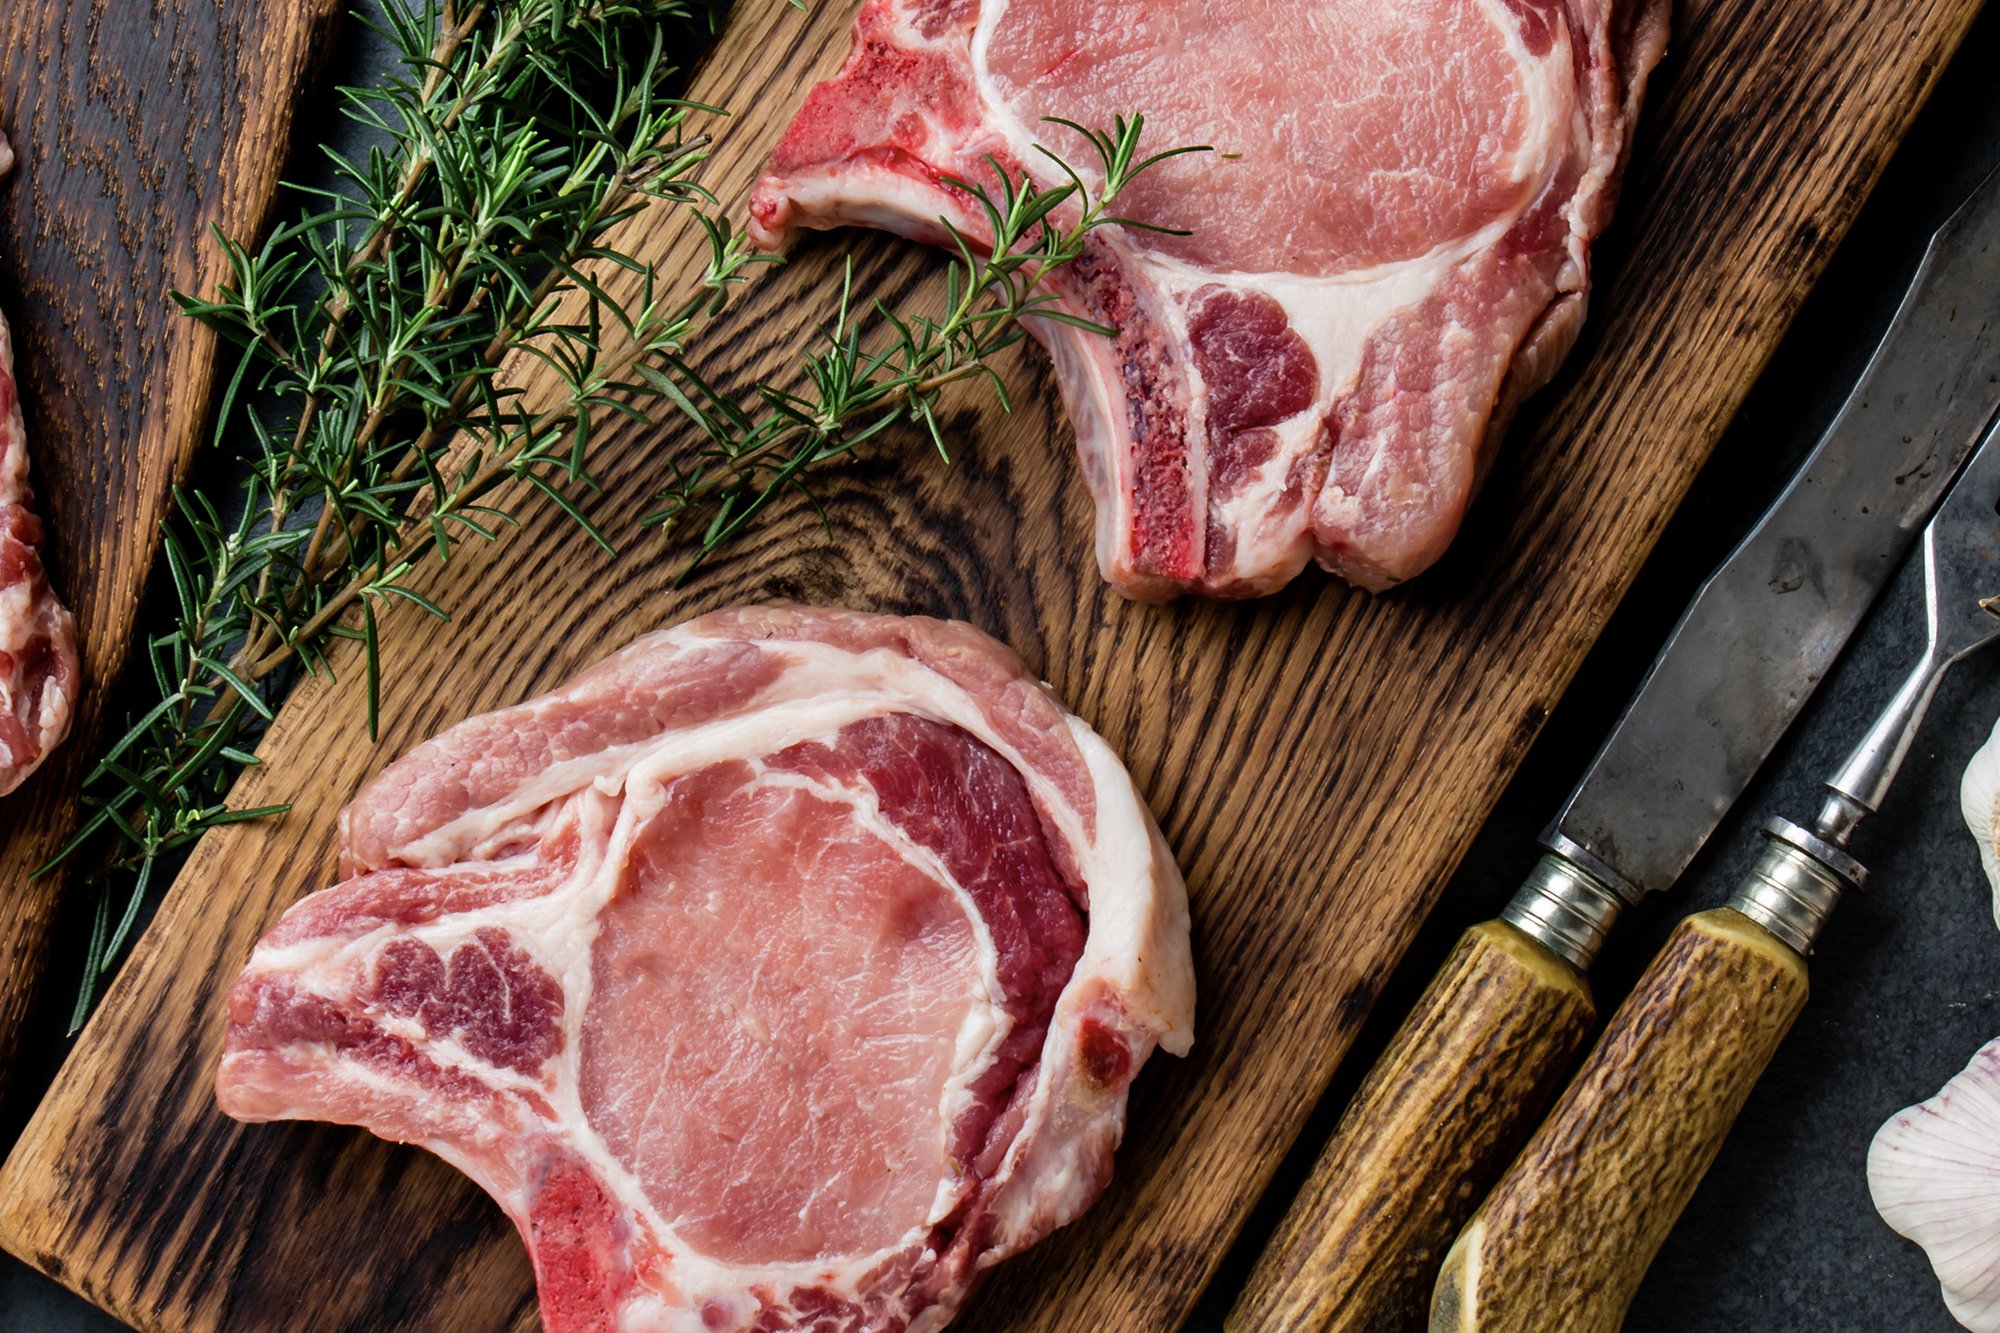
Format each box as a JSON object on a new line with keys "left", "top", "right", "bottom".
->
{"left": 750, "top": 0, "right": 1669, "bottom": 596}
{"left": 218, "top": 606, "right": 1193, "bottom": 1333}
{"left": 0, "top": 130, "right": 80, "bottom": 794}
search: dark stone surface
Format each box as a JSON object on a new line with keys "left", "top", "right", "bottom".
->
{"left": 8, "top": 5, "right": 2000, "bottom": 1332}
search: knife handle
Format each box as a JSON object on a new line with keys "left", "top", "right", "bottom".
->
{"left": 1228, "top": 918, "right": 1595, "bottom": 1333}
{"left": 1428, "top": 907, "right": 1810, "bottom": 1333}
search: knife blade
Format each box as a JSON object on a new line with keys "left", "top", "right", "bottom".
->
{"left": 1520, "top": 157, "right": 2000, "bottom": 953}
{"left": 1431, "top": 409, "right": 2000, "bottom": 1333}
{"left": 1229, "top": 163, "right": 2000, "bottom": 1333}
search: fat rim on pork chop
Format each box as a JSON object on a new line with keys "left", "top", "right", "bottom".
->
{"left": 218, "top": 605, "right": 1193, "bottom": 1333}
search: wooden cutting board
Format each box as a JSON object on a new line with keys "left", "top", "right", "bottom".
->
{"left": 0, "top": 0, "right": 343, "bottom": 1119}
{"left": 0, "top": 0, "right": 1983, "bottom": 1330}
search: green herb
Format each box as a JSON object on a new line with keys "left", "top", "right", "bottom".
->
{"left": 51, "top": 0, "right": 750, "bottom": 1025}
{"left": 644, "top": 115, "right": 1207, "bottom": 576}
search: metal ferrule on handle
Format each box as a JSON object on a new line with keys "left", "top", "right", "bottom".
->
{"left": 1499, "top": 847, "right": 1629, "bottom": 971}
{"left": 1726, "top": 818, "right": 1866, "bottom": 956}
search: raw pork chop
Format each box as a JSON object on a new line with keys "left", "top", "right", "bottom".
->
{"left": 217, "top": 606, "right": 1193, "bottom": 1333}
{"left": 0, "top": 130, "right": 80, "bottom": 795}
{"left": 750, "top": 0, "right": 1671, "bottom": 597}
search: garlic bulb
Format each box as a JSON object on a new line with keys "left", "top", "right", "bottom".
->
{"left": 1959, "top": 716, "right": 2000, "bottom": 929}
{"left": 1869, "top": 1037, "right": 2000, "bottom": 1332}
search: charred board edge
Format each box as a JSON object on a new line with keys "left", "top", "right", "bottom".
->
{"left": 0, "top": 0, "right": 349, "bottom": 1122}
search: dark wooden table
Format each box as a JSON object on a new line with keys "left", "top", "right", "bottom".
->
{"left": 5, "top": 4, "right": 2000, "bottom": 1331}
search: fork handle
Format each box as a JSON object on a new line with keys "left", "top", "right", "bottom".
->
{"left": 1428, "top": 908, "right": 1809, "bottom": 1332}
{"left": 1228, "top": 920, "right": 1594, "bottom": 1332}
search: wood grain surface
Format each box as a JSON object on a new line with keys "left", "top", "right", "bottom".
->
{"left": 1430, "top": 910, "right": 1811, "bottom": 1333}
{"left": 0, "top": 0, "right": 344, "bottom": 1117}
{"left": 1227, "top": 921, "right": 1596, "bottom": 1333}
{"left": 0, "top": 0, "right": 1982, "bottom": 1330}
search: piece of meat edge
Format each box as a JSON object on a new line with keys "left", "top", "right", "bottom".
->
{"left": 216, "top": 604, "right": 1193, "bottom": 1333}
{"left": 747, "top": 0, "right": 1672, "bottom": 599}
{"left": 0, "top": 129, "right": 81, "bottom": 795}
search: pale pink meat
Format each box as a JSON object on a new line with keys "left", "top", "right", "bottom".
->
{"left": 750, "top": 0, "right": 1670, "bottom": 596}
{"left": 584, "top": 776, "right": 978, "bottom": 1264}
{"left": 986, "top": 0, "right": 1534, "bottom": 274}
{"left": 218, "top": 606, "right": 1193, "bottom": 1333}
{"left": 0, "top": 129, "right": 80, "bottom": 794}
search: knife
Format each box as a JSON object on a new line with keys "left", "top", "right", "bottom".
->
{"left": 1431, "top": 406, "right": 2000, "bottom": 1333}
{"left": 1228, "top": 163, "right": 2000, "bottom": 1333}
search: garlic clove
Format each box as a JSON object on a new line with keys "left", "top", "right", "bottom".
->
{"left": 1958, "top": 716, "right": 2000, "bottom": 930}
{"left": 1869, "top": 1036, "right": 2000, "bottom": 1332}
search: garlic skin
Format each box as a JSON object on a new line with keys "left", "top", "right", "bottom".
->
{"left": 1959, "top": 716, "right": 2000, "bottom": 929}
{"left": 1870, "top": 1037, "right": 2000, "bottom": 1332}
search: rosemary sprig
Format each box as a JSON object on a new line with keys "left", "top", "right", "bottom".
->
{"left": 643, "top": 116, "right": 1208, "bottom": 574}
{"left": 51, "top": 0, "right": 750, "bottom": 1025}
